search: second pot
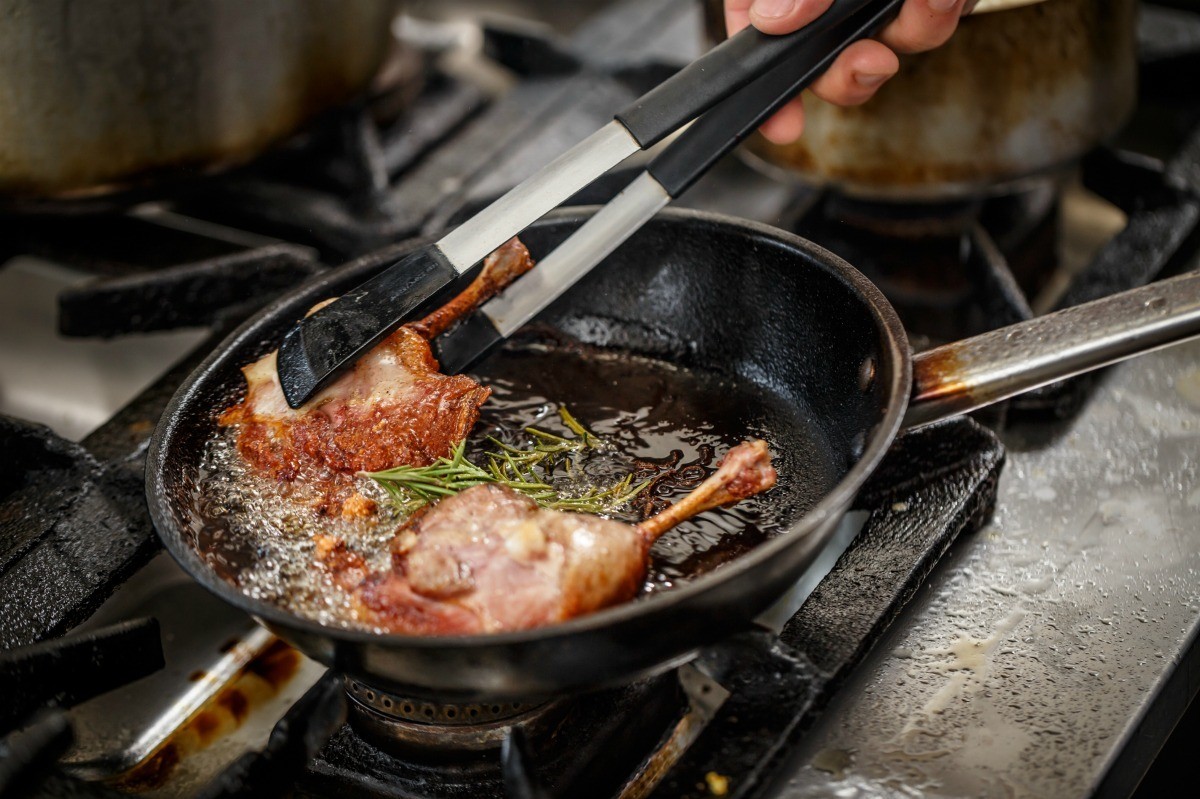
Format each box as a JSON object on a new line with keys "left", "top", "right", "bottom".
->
{"left": 707, "top": 0, "right": 1138, "bottom": 200}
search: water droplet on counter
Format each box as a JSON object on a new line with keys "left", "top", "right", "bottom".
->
{"left": 811, "top": 748, "right": 854, "bottom": 780}
{"left": 1174, "top": 369, "right": 1200, "bottom": 410}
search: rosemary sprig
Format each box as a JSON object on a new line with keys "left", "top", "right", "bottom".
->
{"left": 362, "top": 408, "right": 646, "bottom": 516}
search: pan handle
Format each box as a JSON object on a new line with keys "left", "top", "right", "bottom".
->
{"left": 904, "top": 271, "right": 1200, "bottom": 429}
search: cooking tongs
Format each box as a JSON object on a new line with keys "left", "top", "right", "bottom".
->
{"left": 276, "top": 0, "right": 905, "bottom": 406}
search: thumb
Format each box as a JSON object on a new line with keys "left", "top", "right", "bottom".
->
{"left": 748, "top": 0, "right": 834, "bottom": 35}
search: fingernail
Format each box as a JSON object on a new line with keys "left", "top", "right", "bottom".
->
{"left": 855, "top": 72, "right": 891, "bottom": 88}
{"left": 928, "top": 0, "right": 960, "bottom": 12}
{"left": 750, "top": 0, "right": 798, "bottom": 20}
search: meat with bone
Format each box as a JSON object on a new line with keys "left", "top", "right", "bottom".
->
{"left": 319, "top": 440, "right": 777, "bottom": 634}
{"left": 218, "top": 239, "right": 535, "bottom": 512}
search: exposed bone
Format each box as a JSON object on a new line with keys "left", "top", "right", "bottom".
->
{"left": 636, "top": 440, "right": 777, "bottom": 544}
{"left": 317, "top": 439, "right": 777, "bottom": 634}
{"left": 407, "top": 237, "right": 535, "bottom": 340}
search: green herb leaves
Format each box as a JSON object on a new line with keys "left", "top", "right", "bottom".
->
{"left": 362, "top": 408, "right": 647, "bottom": 516}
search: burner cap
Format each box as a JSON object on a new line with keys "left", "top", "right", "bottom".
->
{"left": 344, "top": 678, "right": 568, "bottom": 756}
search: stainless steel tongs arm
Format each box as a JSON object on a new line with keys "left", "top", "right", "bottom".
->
{"left": 434, "top": 0, "right": 906, "bottom": 373}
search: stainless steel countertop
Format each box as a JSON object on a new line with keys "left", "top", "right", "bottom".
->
{"left": 778, "top": 336, "right": 1200, "bottom": 797}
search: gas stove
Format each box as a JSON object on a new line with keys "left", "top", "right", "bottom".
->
{"left": 2, "top": 1, "right": 1199, "bottom": 797}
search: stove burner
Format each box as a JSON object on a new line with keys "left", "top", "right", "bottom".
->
{"left": 792, "top": 177, "right": 1059, "bottom": 344}
{"left": 344, "top": 679, "right": 563, "bottom": 756}
{"left": 818, "top": 192, "right": 985, "bottom": 239}
{"left": 307, "top": 674, "right": 688, "bottom": 799}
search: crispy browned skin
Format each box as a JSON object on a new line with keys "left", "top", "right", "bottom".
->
{"left": 324, "top": 440, "right": 777, "bottom": 635}
{"left": 218, "top": 239, "right": 535, "bottom": 510}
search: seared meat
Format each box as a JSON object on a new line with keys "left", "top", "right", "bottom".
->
{"left": 218, "top": 239, "right": 535, "bottom": 509}
{"left": 322, "top": 440, "right": 777, "bottom": 635}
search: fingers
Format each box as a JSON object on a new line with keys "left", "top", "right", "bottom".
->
{"left": 758, "top": 40, "right": 898, "bottom": 143}
{"left": 809, "top": 39, "right": 899, "bottom": 106}
{"left": 725, "top": 0, "right": 831, "bottom": 144}
{"left": 723, "top": 0, "right": 968, "bottom": 143}
{"left": 878, "top": 0, "right": 967, "bottom": 54}
{"left": 749, "top": 0, "right": 835, "bottom": 35}
{"left": 724, "top": 0, "right": 752, "bottom": 34}
{"left": 758, "top": 99, "right": 806, "bottom": 144}
{"left": 730, "top": 0, "right": 969, "bottom": 50}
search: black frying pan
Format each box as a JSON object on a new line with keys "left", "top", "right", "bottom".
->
{"left": 146, "top": 208, "right": 1200, "bottom": 701}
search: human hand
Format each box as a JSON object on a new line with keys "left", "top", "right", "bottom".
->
{"left": 725, "top": 0, "right": 976, "bottom": 143}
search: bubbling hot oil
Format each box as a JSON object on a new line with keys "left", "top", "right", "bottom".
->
{"left": 195, "top": 339, "right": 825, "bottom": 631}
{"left": 197, "top": 432, "right": 403, "bottom": 631}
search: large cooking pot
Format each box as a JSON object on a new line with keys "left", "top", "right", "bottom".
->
{"left": 706, "top": 0, "right": 1138, "bottom": 199}
{"left": 146, "top": 209, "right": 1200, "bottom": 702}
{"left": 0, "top": 0, "right": 399, "bottom": 199}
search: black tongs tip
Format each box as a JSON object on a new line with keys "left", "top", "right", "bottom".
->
{"left": 276, "top": 325, "right": 322, "bottom": 409}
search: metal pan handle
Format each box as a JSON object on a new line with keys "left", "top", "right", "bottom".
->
{"left": 904, "top": 271, "right": 1200, "bottom": 429}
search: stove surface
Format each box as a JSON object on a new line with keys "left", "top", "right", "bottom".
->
{"left": 781, "top": 337, "right": 1200, "bottom": 798}
{"left": 0, "top": 256, "right": 206, "bottom": 441}
{"left": 2, "top": 1, "right": 1200, "bottom": 797}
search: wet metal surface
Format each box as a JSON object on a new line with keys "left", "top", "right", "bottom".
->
{"left": 59, "top": 553, "right": 324, "bottom": 794}
{"left": 777, "top": 339, "right": 1200, "bottom": 797}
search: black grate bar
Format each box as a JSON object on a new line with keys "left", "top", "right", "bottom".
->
{"left": 0, "top": 618, "right": 163, "bottom": 735}
{"left": 58, "top": 244, "right": 322, "bottom": 338}
{"left": 1168, "top": 119, "right": 1200, "bottom": 192}
{"left": 482, "top": 20, "right": 581, "bottom": 77}
{"left": 0, "top": 710, "right": 73, "bottom": 797}
{"left": 963, "top": 221, "right": 1036, "bottom": 328}
{"left": 500, "top": 729, "right": 552, "bottom": 799}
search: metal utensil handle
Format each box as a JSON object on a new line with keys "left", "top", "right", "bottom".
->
{"left": 904, "top": 271, "right": 1200, "bottom": 428}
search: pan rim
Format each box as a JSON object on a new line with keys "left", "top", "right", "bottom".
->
{"left": 146, "top": 206, "right": 911, "bottom": 652}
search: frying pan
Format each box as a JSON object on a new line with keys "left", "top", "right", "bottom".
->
{"left": 147, "top": 208, "right": 1200, "bottom": 701}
